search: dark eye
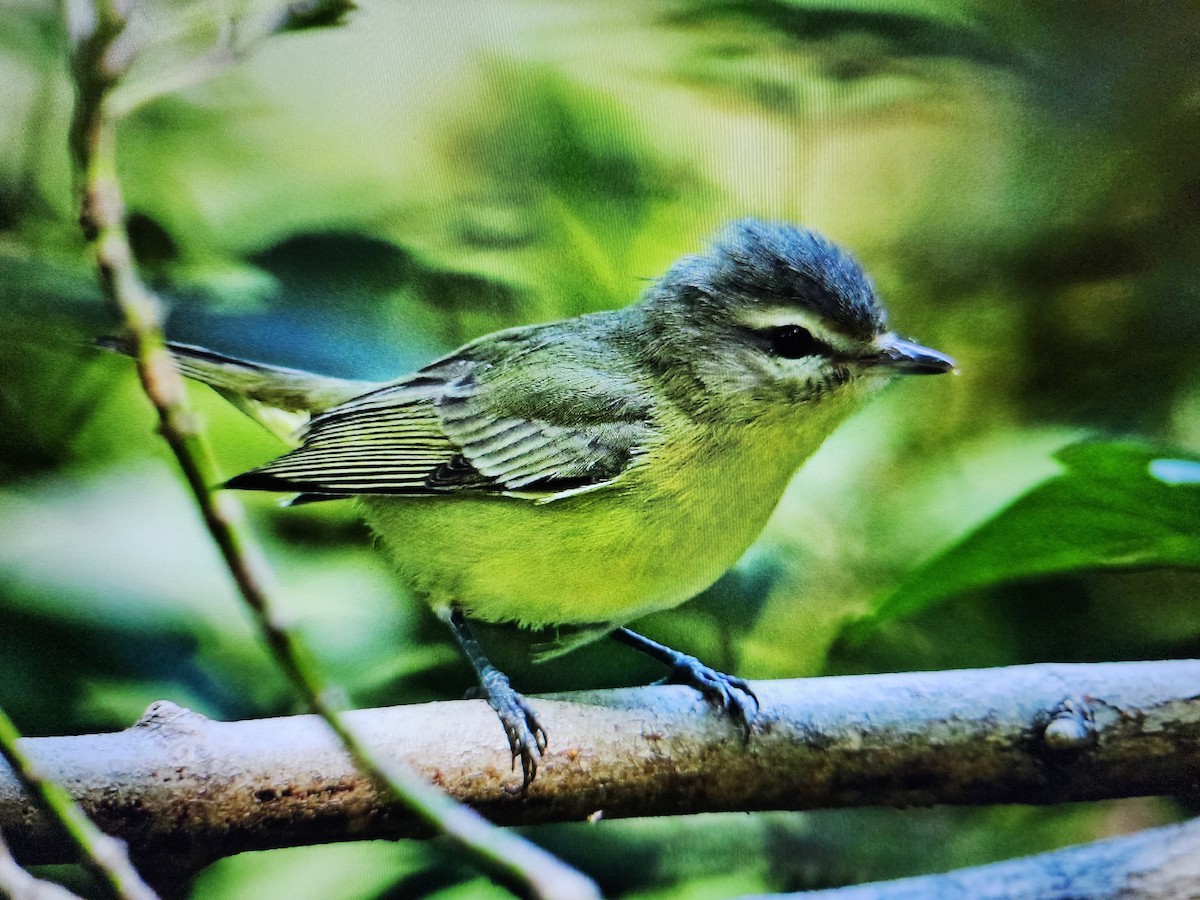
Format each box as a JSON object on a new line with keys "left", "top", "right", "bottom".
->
{"left": 765, "top": 325, "right": 823, "bottom": 359}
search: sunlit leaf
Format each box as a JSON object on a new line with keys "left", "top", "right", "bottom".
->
{"left": 844, "top": 441, "right": 1200, "bottom": 641}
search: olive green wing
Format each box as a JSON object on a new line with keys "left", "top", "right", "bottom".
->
{"left": 225, "top": 342, "right": 657, "bottom": 501}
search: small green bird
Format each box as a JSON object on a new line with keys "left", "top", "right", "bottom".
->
{"left": 112, "top": 219, "right": 954, "bottom": 784}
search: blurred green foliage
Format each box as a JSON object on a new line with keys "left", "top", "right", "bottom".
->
{"left": 1, "top": 0, "right": 1198, "bottom": 896}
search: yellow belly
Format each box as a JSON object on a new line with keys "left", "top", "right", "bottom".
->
{"left": 358, "top": 399, "right": 854, "bottom": 629}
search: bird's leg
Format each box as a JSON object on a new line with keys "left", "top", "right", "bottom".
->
{"left": 611, "top": 627, "right": 759, "bottom": 735}
{"left": 440, "top": 604, "right": 547, "bottom": 787}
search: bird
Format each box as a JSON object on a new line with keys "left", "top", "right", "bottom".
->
{"left": 106, "top": 219, "right": 955, "bottom": 785}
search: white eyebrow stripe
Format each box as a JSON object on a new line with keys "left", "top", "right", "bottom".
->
{"left": 734, "top": 306, "right": 858, "bottom": 352}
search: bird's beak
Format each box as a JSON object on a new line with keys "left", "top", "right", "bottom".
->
{"left": 870, "top": 334, "right": 957, "bottom": 375}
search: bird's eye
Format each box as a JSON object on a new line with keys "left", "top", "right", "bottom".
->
{"left": 765, "top": 325, "right": 823, "bottom": 359}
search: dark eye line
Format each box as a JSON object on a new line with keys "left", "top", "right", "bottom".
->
{"left": 751, "top": 324, "right": 834, "bottom": 360}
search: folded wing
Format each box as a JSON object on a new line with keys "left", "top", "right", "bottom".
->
{"left": 225, "top": 337, "right": 657, "bottom": 501}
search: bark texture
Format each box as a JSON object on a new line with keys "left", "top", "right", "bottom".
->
{"left": 2, "top": 660, "right": 1197, "bottom": 868}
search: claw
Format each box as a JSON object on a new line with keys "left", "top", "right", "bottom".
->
{"left": 612, "top": 627, "right": 760, "bottom": 739}
{"left": 444, "top": 605, "right": 549, "bottom": 788}
{"left": 667, "top": 655, "right": 759, "bottom": 738}
{"left": 483, "top": 668, "right": 547, "bottom": 787}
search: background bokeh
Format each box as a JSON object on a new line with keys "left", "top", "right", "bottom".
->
{"left": 1, "top": 0, "right": 1198, "bottom": 896}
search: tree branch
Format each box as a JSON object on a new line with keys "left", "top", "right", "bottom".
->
{"left": 2, "top": 660, "right": 1197, "bottom": 868}
{"left": 751, "top": 815, "right": 1200, "bottom": 899}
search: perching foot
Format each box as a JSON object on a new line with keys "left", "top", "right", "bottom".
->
{"left": 662, "top": 653, "right": 759, "bottom": 737}
{"left": 612, "top": 626, "right": 759, "bottom": 737}
{"left": 480, "top": 667, "right": 548, "bottom": 787}
{"left": 443, "top": 604, "right": 548, "bottom": 788}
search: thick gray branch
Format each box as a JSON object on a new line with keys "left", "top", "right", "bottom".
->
{"left": 754, "top": 816, "right": 1200, "bottom": 899}
{"left": 2, "top": 660, "right": 1197, "bottom": 868}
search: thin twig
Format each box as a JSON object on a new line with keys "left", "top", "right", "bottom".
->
{"left": 62, "top": 1, "right": 598, "bottom": 898}
{"left": 0, "top": 704, "right": 156, "bottom": 900}
{"left": 105, "top": 1, "right": 359, "bottom": 117}
{"left": 0, "top": 830, "right": 85, "bottom": 900}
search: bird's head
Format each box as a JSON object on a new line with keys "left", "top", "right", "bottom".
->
{"left": 633, "top": 219, "right": 955, "bottom": 423}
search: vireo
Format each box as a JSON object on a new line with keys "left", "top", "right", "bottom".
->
{"left": 107, "top": 219, "right": 954, "bottom": 785}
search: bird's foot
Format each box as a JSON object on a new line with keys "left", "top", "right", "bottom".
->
{"left": 611, "top": 627, "right": 760, "bottom": 738}
{"left": 480, "top": 667, "right": 547, "bottom": 788}
{"left": 663, "top": 655, "right": 759, "bottom": 738}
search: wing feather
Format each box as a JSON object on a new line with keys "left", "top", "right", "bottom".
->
{"left": 225, "top": 329, "right": 657, "bottom": 500}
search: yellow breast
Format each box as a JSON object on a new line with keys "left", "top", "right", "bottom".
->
{"left": 360, "top": 392, "right": 861, "bottom": 629}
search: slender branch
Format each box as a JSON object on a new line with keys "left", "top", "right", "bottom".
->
{"left": 62, "top": 2, "right": 597, "bottom": 898}
{"left": 0, "top": 704, "right": 156, "bottom": 900}
{"left": 2, "top": 660, "right": 1198, "bottom": 867}
{"left": 0, "top": 830, "right": 84, "bottom": 900}
{"left": 107, "top": 1, "right": 356, "bottom": 118}
{"left": 749, "top": 815, "right": 1200, "bottom": 899}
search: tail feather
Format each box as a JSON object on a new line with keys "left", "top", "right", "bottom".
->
{"left": 98, "top": 337, "right": 382, "bottom": 444}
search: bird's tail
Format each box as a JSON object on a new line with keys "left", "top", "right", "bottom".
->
{"left": 97, "top": 337, "right": 379, "bottom": 444}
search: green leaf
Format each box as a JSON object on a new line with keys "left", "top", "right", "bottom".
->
{"left": 843, "top": 441, "right": 1200, "bottom": 642}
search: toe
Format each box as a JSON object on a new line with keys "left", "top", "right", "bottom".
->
{"left": 670, "top": 658, "right": 759, "bottom": 732}
{"left": 494, "top": 693, "right": 547, "bottom": 788}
